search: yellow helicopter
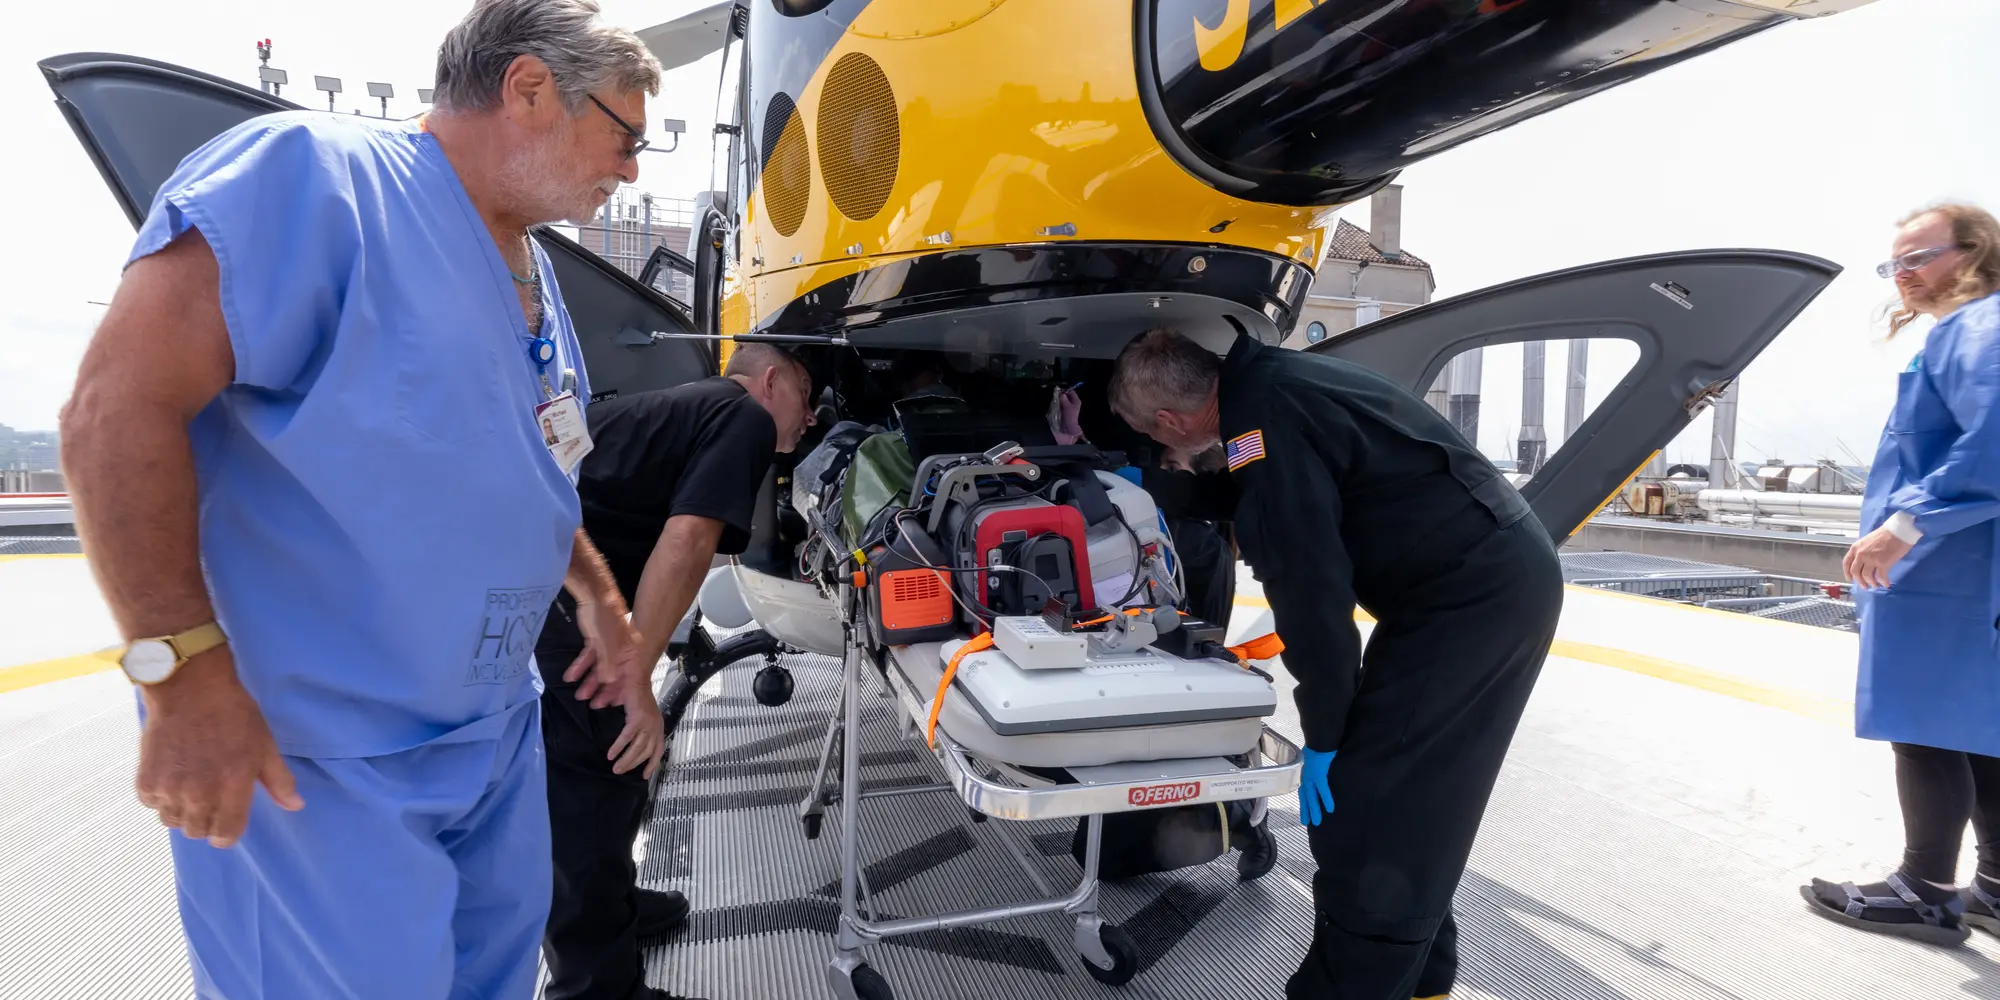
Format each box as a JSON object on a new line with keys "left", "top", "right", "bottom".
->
{"left": 605, "top": 0, "right": 1868, "bottom": 635}
{"left": 38, "top": 0, "right": 1873, "bottom": 590}
{"left": 40, "top": 3, "right": 1871, "bottom": 995}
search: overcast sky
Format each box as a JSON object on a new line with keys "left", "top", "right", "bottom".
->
{"left": 3, "top": 0, "right": 1993, "bottom": 472}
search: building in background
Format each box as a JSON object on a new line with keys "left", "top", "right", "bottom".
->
{"left": 1285, "top": 184, "right": 1481, "bottom": 440}
{"left": 1, "top": 470, "right": 63, "bottom": 494}
{"left": 0, "top": 424, "right": 62, "bottom": 494}
{"left": 572, "top": 187, "right": 696, "bottom": 293}
{"left": 1285, "top": 184, "right": 1435, "bottom": 351}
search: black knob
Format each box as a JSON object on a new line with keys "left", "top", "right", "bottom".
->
{"left": 752, "top": 664, "right": 795, "bottom": 707}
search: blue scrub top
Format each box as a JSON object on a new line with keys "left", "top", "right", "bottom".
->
{"left": 1856, "top": 290, "right": 2000, "bottom": 756}
{"left": 128, "top": 112, "right": 591, "bottom": 758}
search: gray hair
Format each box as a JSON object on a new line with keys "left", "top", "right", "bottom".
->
{"left": 1109, "top": 328, "right": 1221, "bottom": 429}
{"left": 433, "top": 0, "right": 662, "bottom": 115}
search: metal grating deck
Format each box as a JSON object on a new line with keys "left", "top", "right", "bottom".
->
{"left": 0, "top": 536, "right": 83, "bottom": 556}
{"left": 5, "top": 635, "right": 2000, "bottom": 998}
{"left": 1746, "top": 597, "right": 1860, "bottom": 631}
{"left": 1557, "top": 551, "right": 1754, "bottom": 583}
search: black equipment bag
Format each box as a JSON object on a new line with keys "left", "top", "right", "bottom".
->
{"left": 1070, "top": 799, "right": 1261, "bottom": 880}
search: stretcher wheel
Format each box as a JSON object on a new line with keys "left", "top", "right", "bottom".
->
{"left": 802, "top": 813, "right": 823, "bottom": 840}
{"left": 752, "top": 663, "right": 794, "bottom": 706}
{"left": 849, "top": 962, "right": 894, "bottom": 1000}
{"left": 1080, "top": 923, "right": 1140, "bottom": 986}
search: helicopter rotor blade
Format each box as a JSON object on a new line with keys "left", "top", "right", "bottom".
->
{"left": 634, "top": 1, "right": 738, "bottom": 74}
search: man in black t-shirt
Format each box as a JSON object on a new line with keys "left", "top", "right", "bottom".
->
{"left": 535, "top": 344, "right": 815, "bottom": 1000}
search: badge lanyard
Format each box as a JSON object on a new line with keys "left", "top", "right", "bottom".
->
{"left": 519, "top": 259, "right": 567, "bottom": 401}
{"left": 520, "top": 256, "right": 593, "bottom": 478}
{"left": 529, "top": 335, "right": 560, "bottom": 399}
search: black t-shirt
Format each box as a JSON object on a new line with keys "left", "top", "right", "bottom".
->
{"left": 538, "top": 378, "right": 776, "bottom": 655}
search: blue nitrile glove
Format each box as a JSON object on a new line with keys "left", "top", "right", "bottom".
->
{"left": 1298, "top": 748, "right": 1336, "bottom": 826}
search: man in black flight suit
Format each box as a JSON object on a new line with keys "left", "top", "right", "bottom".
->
{"left": 1109, "top": 328, "right": 1563, "bottom": 1000}
{"left": 535, "top": 344, "right": 817, "bottom": 1000}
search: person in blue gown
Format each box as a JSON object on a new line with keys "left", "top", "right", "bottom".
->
{"left": 57, "top": 3, "right": 691, "bottom": 997}
{"left": 1805, "top": 203, "right": 2000, "bottom": 946}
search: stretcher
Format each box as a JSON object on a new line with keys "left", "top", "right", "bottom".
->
{"left": 721, "top": 440, "right": 1304, "bottom": 998}
{"left": 790, "top": 593, "right": 1301, "bottom": 1000}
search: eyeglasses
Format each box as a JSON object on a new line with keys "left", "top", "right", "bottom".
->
{"left": 587, "top": 95, "right": 650, "bottom": 159}
{"left": 1876, "top": 245, "right": 1964, "bottom": 278}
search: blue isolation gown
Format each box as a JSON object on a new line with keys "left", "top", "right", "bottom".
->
{"left": 1856, "top": 290, "right": 2000, "bottom": 758}
{"left": 126, "top": 110, "right": 591, "bottom": 998}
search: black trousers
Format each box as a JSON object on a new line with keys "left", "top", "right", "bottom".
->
{"left": 1287, "top": 518, "right": 1563, "bottom": 1000}
{"left": 1895, "top": 741, "right": 2000, "bottom": 885}
{"left": 539, "top": 645, "right": 654, "bottom": 1000}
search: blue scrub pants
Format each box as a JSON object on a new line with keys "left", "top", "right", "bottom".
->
{"left": 167, "top": 700, "right": 550, "bottom": 1000}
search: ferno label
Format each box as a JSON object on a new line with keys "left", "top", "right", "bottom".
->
{"left": 1128, "top": 781, "right": 1202, "bottom": 807}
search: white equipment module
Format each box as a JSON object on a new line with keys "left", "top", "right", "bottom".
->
{"left": 941, "top": 635, "right": 1277, "bottom": 735}
{"left": 992, "top": 615, "right": 1091, "bottom": 669}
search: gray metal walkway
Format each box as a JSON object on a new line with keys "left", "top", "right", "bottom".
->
{"left": 5, "top": 635, "right": 1998, "bottom": 998}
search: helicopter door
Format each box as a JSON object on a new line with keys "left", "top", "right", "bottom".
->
{"left": 1307, "top": 249, "right": 1840, "bottom": 541}
{"left": 39, "top": 51, "right": 713, "bottom": 399}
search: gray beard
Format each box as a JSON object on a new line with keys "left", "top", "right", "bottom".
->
{"left": 500, "top": 122, "right": 608, "bottom": 227}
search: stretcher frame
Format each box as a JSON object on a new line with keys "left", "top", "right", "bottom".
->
{"left": 801, "top": 585, "right": 1303, "bottom": 1000}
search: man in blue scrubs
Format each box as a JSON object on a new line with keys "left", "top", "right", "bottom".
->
{"left": 59, "top": 2, "right": 665, "bottom": 996}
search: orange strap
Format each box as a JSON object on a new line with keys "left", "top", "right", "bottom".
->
{"left": 1226, "top": 632, "right": 1285, "bottom": 666}
{"left": 927, "top": 632, "right": 993, "bottom": 747}
{"left": 1072, "top": 607, "right": 1149, "bottom": 629}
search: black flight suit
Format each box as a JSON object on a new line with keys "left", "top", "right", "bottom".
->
{"left": 1216, "top": 336, "right": 1563, "bottom": 1000}
{"left": 535, "top": 378, "right": 778, "bottom": 1000}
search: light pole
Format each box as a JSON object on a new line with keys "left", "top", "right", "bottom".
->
{"left": 255, "top": 39, "right": 286, "bottom": 96}
{"left": 366, "top": 82, "right": 393, "bottom": 119}
{"left": 649, "top": 119, "right": 687, "bottom": 154}
{"left": 642, "top": 191, "right": 653, "bottom": 268}
{"left": 314, "top": 76, "right": 342, "bottom": 113}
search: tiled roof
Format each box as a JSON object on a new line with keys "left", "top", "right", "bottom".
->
{"left": 1323, "top": 218, "right": 1430, "bottom": 270}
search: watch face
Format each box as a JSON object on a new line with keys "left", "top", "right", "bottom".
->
{"left": 122, "top": 640, "right": 178, "bottom": 684}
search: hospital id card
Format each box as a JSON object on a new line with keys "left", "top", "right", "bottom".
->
{"left": 535, "top": 392, "right": 593, "bottom": 477}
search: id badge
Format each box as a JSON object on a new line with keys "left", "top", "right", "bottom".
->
{"left": 535, "top": 392, "right": 594, "bottom": 477}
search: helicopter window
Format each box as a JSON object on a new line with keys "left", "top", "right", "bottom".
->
{"left": 1305, "top": 321, "right": 1327, "bottom": 345}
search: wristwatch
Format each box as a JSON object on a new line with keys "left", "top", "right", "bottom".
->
{"left": 119, "top": 621, "right": 228, "bottom": 685}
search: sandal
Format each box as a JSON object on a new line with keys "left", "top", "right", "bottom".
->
{"left": 1800, "top": 873, "right": 1970, "bottom": 947}
{"left": 1962, "top": 879, "right": 2000, "bottom": 938}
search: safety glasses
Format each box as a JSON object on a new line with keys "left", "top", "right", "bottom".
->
{"left": 587, "top": 95, "right": 650, "bottom": 160}
{"left": 1876, "top": 245, "right": 1964, "bottom": 278}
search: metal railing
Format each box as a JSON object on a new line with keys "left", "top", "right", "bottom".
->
{"left": 1702, "top": 595, "right": 1859, "bottom": 632}
{"left": 1569, "top": 573, "right": 1840, "bottom": 603}
{"left": 1571, "top": 572, "right": 1856, "bottom": 632}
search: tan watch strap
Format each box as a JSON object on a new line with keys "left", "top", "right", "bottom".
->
{"left": 164, "top": 621, "right": 228, "bottom": 663}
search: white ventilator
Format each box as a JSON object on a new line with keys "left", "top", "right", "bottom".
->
{"left": 947, "top": 626, "right": 1276, "bottom": 735}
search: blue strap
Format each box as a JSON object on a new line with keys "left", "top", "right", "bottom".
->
{"left": 1839, "top": 875, "right": 1962, "bottom": 927}
{"left": 1968, "top": 879, "right": 2000, "bottom": 909}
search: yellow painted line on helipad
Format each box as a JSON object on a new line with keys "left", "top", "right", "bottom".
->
{"left": 1544, "top": 639, "right": 1850, "bottom": 724}
{"left": 0, "top": 553, "right": 85, "bottom": 563}
{"left": 4, "top": 590, "right": 1850, "bottom": 714}
{"left": 0, "top": 653, "right": 118, "bottom": 695}
{"left": 1228, "top": 596, "right": 1851, "bottom": 725}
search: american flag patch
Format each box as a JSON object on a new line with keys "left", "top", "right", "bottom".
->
{"left": 1225, "top": 429, "right": 1266, "bottom": 471}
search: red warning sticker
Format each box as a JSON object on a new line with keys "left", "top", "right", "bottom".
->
{"left": 1128, "top": 780, "right": 1202, "bottom": 807}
